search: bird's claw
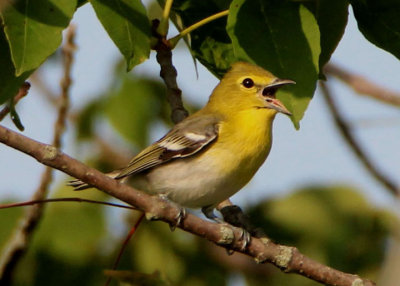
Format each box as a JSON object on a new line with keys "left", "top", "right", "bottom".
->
{"left": 202, "top": 205, "right": 252, "bottom": 252}
{"left": 157, "top": 194, "right": 187, "bottom": 231}
{"left": 238, "top": 228, "right": 251, "bottom": 251}
{"left": 169, "top": 207, "right": 186, "bottom": 231}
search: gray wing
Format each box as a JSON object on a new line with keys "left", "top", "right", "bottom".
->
{"left": 114, "top": 114, "right": 220, "bottom": 179}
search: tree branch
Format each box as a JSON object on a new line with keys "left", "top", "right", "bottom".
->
{"left": 152, "top": 20, "right": 189, "bottom": 124}
{"left": 319, "top": 81, "right": 399, "bottom": 196}
{"left": 0, "top": 124, "right": 375, "bottom": 286}
{"left": 0, "top": 25, "right": 77, "bottom": 284}
{"left": 324, "top": 63, "right": 400, "bottom": 106}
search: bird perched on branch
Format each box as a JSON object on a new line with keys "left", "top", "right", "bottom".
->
{"left": 69, "top": 61, "right": 294, "bottom": 222}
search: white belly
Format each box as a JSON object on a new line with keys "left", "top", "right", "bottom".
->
{"left": 129, "top": 145, "right": 269, "bottom": 208}
{"left": 129, "top": 154, "right": 241, "bottom": 208}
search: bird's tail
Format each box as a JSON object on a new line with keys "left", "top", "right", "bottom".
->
{"left": 67, "top": 171, "right": 120, "bottom": 191}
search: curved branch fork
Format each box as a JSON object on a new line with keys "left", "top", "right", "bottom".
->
{"left": 0, "top": 124, "right": 375, "bottom": 286}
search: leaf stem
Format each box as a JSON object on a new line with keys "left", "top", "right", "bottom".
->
{"left": 157, "top": 0, "right": 174, "bottom": 36}
{"left": 169, "top": 9, "right": 229, "bottom": 48}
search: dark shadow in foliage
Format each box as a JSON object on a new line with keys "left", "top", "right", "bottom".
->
{"left": 10, "top": 0, "right": 74, "bottom": 27}
{"left": 32, "top": 250, "right": 104, "bottom": 286}
{"left": 170, "top": 0, "right": 234, "bottom": 77}
{"left": 0, "top": 28, "right": 33, "bottom": 104}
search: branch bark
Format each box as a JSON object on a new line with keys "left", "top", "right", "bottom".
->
{"left": 320, "top": 81, "right": 399, "bottom": 196}
{"left": 0, "top": 26, "right": 76, "bottom": 284}
{"left": 152, "top": 20, "right": 189, "bottom": 124}
{"left": 0, "top": 124, "right": 376, "bottom": 286}
{"left": 324, "top": 63, "right": 400, "bottom": 106}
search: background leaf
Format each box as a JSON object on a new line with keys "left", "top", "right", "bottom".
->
{"left": 4, "top": 187, "right": 109, "bottom": 286}
{"left": 105, "top": 77, "right": 166, "bottom": 148}
{"left": 227, "top": 0, "right": 320, "bottom": 127}
{"left": 0, "top": 0, "right": 77, "bottom": 76}
{"left": 90, "top": 0, "right": 151, "bottom": 71}
{"left": 247, "top": 185, "right": 396, "bottom": 285}
{"left": 351, "top": 0, "right": 400, "bottom": 60}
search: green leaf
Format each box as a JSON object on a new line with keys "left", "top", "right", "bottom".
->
{"left": 0, "top": 27, "right": 32, "bottom": 104}
{"left": 90, "top": 0, "right": 151, "bottom": 71}
{"left": 105, "top": 77, "right": 165, "bottom": 148}
{"left": 310, "top": 0, "right": 349, "bottom": 73}
{"left": 0, "top": 0, "right": 77, "bottom": 76}
{"left": 351, "top": 0, "right": 400, "bottom": 60}
{"left": 195, "top": 36, "right": 235, "bottom": 78}
{"left": 170, "top": 0, "right": 233, "bottom": 78}
{"left": 227, "top": 0, "right": 320, "bottom": 127}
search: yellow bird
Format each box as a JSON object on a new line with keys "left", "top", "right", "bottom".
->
{"left": 70, "top": 62, "right": 294, "bottom": 220}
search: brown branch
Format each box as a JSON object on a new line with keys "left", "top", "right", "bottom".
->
{"left": 0, "top": 124, "right": 375, "bottom": 286}
{"left": 319, "top": 81, "right": 399, "bottom": 196}
{"left": 0, "top": 82, "right": 31, "bottom": 121}
{"left": 152, "top": 20, "right": 189, "bottom": 124}
{"left": 324, "top": 63, "right": 400, "bottom": 106}
{"left": 0, "top": 26, "right": 77, "bottom": 284}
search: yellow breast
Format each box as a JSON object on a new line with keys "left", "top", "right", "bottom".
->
{"left": 207, "top": 108, "right": 276, "bottom": 188}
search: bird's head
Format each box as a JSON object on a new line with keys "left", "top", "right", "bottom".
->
{"left": 208, "top": 62, "right": 295, "bottom": 116}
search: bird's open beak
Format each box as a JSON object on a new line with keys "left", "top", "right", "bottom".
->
{"left": 267, "top": 98, "right": 292, "bottom": 116}
{"left": 266, "top": 78, "right": 295, "bottom": 116}
{"left": 269, "top": 78, "right": 296, "bottom": 88}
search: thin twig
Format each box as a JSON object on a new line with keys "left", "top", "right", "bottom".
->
{"left": 319, "top": 81, "right": 399, "bottom": 196}
{"left": 0, "top": 198, "right": 135, "bottom": 210}
{"left": 169, "top": 10, "right": 229, "bottom": 48}
{"left": 0, "top": 124, "right": 376, "bottom": 286}
{"left": 157, "top": 0, "right": 174, "bottom": 36}
{"left": 104, "top": 213, "right": 145, "bottom": 286}
{"left": 324, "top": 63, "right": 400, "bottom": 106}
{"left": 0, "top": 25, "right": 77, "bottom": 284}
{"left": 152, "top": 20, "right": 189, "bottom": 124}
{"left": 0, "top": 82, "right": 31, "bottom": 121}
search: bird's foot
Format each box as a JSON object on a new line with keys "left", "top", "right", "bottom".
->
{"left": 219, "top": 204, "right": 266, "bottom": 238}
{"left": 157, "top": 194, "right": 187, "bottom": 231}
{"left": 201, "top": 205, "right": 251, "bottom": 252}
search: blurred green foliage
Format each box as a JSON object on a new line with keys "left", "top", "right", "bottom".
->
{"left": 75, "top": 59, "right": 199, "bottom": 152}
{"left": 2, "top": 1, "right": 400, "bottom": 285}
{"left": 1, "top": 185, "right": 396, "bottom": 285}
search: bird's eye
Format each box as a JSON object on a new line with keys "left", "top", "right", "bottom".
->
{"left": 242, "top": 78, "right": 254, "bottom": 88}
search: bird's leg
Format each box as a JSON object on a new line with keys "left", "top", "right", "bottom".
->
{"left": 157, "top": 194, "right": 187, "bottom": 231}
{"left": 202, "top": 204, "right": 251, "bottom": 251}
{"left": 218, "top": 204, "right": 266, "bottom": 238}
{"left": 201, "top": 205, "right": 224, "bottom": 223}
